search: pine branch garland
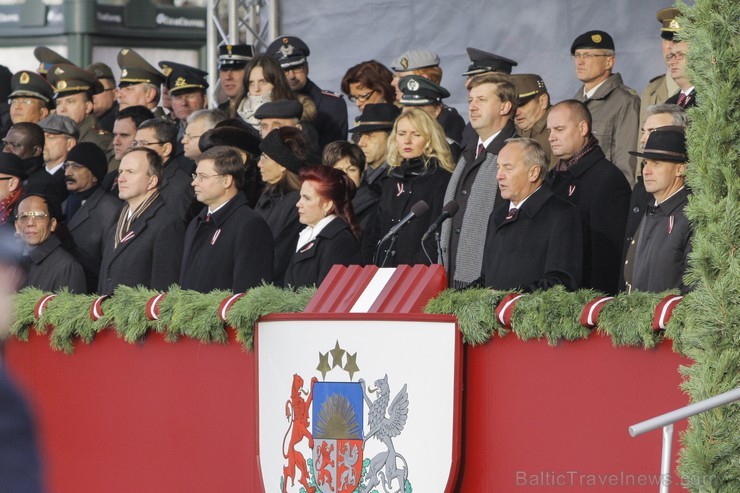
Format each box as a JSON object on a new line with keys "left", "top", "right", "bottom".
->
{"left": 512, "top": 287, "right": 596, "bottom": 345}
{"left": 424, "top": 288, "right": 509, "bottom": 345}
{"left": 38, "top": 290, "right": 99, "bottom": 354}
{"left": 596, "top": 291, "right": 666, "bottom": 349}
{"left": 94, "top": 285, "right": 159, "bottom": 343}
{"left": 227, "top": 284, "right": 316, "bottom": 350}
{"left": 8, "top": 287, "right": 45, "bottom": 341}
{"left": 157, "top": 285, "right": 230, "bottom": 344}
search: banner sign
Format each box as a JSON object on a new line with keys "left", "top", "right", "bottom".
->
{"left": 257, "top": 316, "right": 461, "bottom": 493}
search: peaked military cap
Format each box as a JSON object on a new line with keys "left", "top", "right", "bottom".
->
{"left": 218, "top": 44, "right": 255, "bottom": 69}
{"left": 254, "top": 100, "right": 303, "bottom": 120}
{"left": 348, "top": 103, "right": 401, "bottom": 134}
{"left": 463, "top": 48, "right": 518, "bottom": 76}
{"left": 34, "top": 47, "right": 73, "bottom": 76}
{"left": 117, "top": 48, "right": 165, "bottom": 87}
{"left": 630, "top": 126, "right": 687, "bottom": 163}
{"left": 0, "top": 152, "right": 27, "bottom": 180}
{"left": 390, "top": 50, "right": 440, "bottom": 72}
{"left": 38, "top": 115, "right": 80, "bottom": 139}
{"left": 9, "top": 70, "right": 54, "bottom": 103}
{"left": 657, "top": 8, "right": 681, "bottom": 40}
{"left": 509, "top": 74, "right": 548, "bottom": 105}
{"left": 159, "top": 61, "right": 208, "bottom": 95}
{"left": 46, "top": 64, "right": 103, "bottom": 98}
{"left": 398, "top": 75, "right": 449, "bottom": 106}
{"left": 266, "top": 36, "right": 310, "bottom": 69}
{"left": 570, "top": 30, "right": 615, "bottom": 54}
{"left": 86, "top": 62, "right": 115, "bottom": 81}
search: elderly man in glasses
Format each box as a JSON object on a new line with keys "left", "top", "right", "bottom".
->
{"left": 180, "top": 145, "right": 273, "bottom": 293}
{"left": 15, "top": 193, "right": 86, "bottom": 293}
{"left": 571, "top": 30, "right": 640, "bottom": 188}
{"left": 133, "top": 118, "right": 197, "bottom": 223}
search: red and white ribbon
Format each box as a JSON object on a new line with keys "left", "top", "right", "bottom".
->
{"left": 653, "top": 295, "right": 683, "bottom": 330}
{"left": 495, "top": 293, "right": 526, "bottom": 327}
{"left": 145, "top": 293, "right": 167, "bottom": 321}
{"left": 579, "top": 296, "right": 614, "bottom": 328}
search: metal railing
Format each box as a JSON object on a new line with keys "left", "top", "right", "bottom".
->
{"left": 629, "top": 386, "right": 740, "bottom": 493}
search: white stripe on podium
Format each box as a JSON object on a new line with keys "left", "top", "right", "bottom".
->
{"left": 349, "top": 267, "right": 397, "bottom": 313}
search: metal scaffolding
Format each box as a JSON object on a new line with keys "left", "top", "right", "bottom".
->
{"left": 205, "top": 0, "right": 278, "bottom": 105}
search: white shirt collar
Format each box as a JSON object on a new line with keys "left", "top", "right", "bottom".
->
{"left": 295, "top": 214, "right": 337, "bottom": 252}
{"left": 477, "top": 129, "right": 501, "bottom": 152}
{"left": 584, "top": 79, "right": 608, "bottom": 99}
{"left": 46, "top": 161, "right": 65, "bottom": 175}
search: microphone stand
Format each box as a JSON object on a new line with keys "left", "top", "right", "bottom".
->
{"left": 434, "top": 230, "right": 444, "bottom": 267}
{"left": 379, "top": 233, "right": 399, "bottom": 268}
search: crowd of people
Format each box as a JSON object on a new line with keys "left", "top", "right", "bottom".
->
{"left": 0, "top": 6, "right": 696, "bottom": 297}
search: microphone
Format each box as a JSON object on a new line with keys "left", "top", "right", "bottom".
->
{"left": 422, "top": 201, "right": 459, "bottom": 241}
{"left": 378, "top": 200, "right": 430, "bottom": 245}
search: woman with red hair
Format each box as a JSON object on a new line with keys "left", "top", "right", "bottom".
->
{"left": 284, "top": 165, "right": 361, "bottom": 288}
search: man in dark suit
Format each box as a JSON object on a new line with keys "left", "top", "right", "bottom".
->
{"left": 62, "top": 143, "right": 122, "bottom": 292}
{"left": 179, "top": 146, "right": 273, "bottom": 293}
{"left": 665, "top": 37, "right": 696, "bottom": 109}
{"left": 546, "top": 100, "right": 631, "bottom": 295}
{"left": 98, "top": 147, "right": 184, "bottom": 295}
{"left": 482, "top": 138, "right": 582, "bottom": 291}
{"left": 440, "top": 73, "right": 518, "bottom": 288}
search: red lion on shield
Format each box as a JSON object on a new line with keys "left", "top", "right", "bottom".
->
{"left": 282, "top": 374, "right": 318, "bottom": 493}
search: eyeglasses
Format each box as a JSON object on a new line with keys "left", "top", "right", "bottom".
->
{"left": 349, "top": 90, "right": 376, "bottom": 103}
{"left": 571, "top": 53, "right": 611, "bottom": 60}
{"left": 183, "top": 133, "right": 203, "bottom": 142}
{"left": 666, "top": 52, "right": 686, "bottom": 61}
{"left": 9, "top": 98, "right": 39, "bottom": 106}
{"left": 133, "top": 140, "right": 166, "bottom": 148}
{"left": 191, "top": 173, "right": 224, "bottom": 182}
{"left": 16, "top": 211, "right": 50, "bottom": 224}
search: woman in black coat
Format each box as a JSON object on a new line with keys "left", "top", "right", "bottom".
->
{"left": 364, "top": 108, "right": 455, "bottom": 266}
{"left": 255, "top": 127, "right": 313, "bottom": 285}
{"left": 284, "top": 165, "right": 361, "bottom": 288}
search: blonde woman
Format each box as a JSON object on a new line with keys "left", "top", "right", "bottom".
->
{"left": 364, "top": 108, "right": 454, "bottom": 266}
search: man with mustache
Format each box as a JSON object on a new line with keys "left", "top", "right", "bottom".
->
{"left": 62, "top": 142, "right": 121, "bottom": 292}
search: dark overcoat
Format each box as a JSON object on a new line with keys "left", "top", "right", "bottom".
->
{"left": 284, "top": 217, "right": 360, "bottom": 289}
{"left": 482, "top": 186, "right": 583, "bottom": 292}
{"left": 98, "top": 196, "right": 185, "bottom": 295}
{"left": 546, "top": 146, "right": 631, "bottom": 295}
{"left": 254, "top": 188, "right": 301, "bottom": 285}
{"left": 179, "top": 192, "right": 274, "bottom": 293}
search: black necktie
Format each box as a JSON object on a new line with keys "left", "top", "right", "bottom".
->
{"left": 477, "top": 143, "right": 485, "bottom": 158}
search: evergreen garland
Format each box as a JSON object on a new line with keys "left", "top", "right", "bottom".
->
{"left": 93, "top": 285, "right": 159, "bottom": 343}
{"left": 672, "top": 1, "right": 740, "bottom": 490}
{"left": 512, "top": 286, "right": 595, "bottom": 345}
{"left": 38, "top": 290, "right": 100, "bottom": 354}
{"left": 597, "top": 291, "right": 667, "bottom": 349}
{"left": 424, "top": 288, "right": 508, "bottom": 345}
{"left": 157, "top": 286, "right": 231, "bottom": 344}
{"left": 8, "top": 287, "right": 45, "bottom": 341}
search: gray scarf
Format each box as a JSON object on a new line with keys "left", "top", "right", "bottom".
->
{"left": 441, "top": 152, "right": 500, "bottom": 286}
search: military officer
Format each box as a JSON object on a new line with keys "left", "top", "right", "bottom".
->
{"left": 216, "top": 44, "right": 254, "bottom": 112}
{"left": 266, "top": 35, "right": 348, "bottom": 149}
{"left": 86, "top": 62, "right": 119, "bottom": 132}
{"left": 33, "top": 46, "right": 73, "bottom": 78}
{"left": 509, "top": 74, "right": 555, "bottom": 169}
{"left": 160, "top": 61, "right": 209, "bottom": 145}
{"left": 397, "top": 75, "right": 461, "bottom": 161}
{"left": 640, "top": 8, "right": 681, "bottom": 133}
{"left": 390, "top": 49, "right": 466, "bottom": 145}
{"left": 8, "top": 71, "right": 54, "bottom": 125}
{"left": 116, "top": 48, "right": 166, "bottom": 117}
{"left": 46, "top": 64, "right": 114, "bottom": 163}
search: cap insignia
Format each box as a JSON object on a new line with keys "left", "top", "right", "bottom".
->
{"left": 121, "top": 69, "right": 128, "bottom": 78}
{"left": 279, "top": 44, "right": 294, "bottom": 58}
{"left": 161, "top": 66, "right": 172, "bottom": 76}
{"left": 282, "top": 37, "right": 289, "bottom": 43}
{"left": 592, "top": 34, "right": 602, "bottom": 43}
{"left": 407, "top": 78, "right": 420, "bottom": 91}
{"left": 20, "top": 72, "right": 30, "bottom": 84}
{"left": 174, "top": 77, "right": 187, "bottom": 87}
{"left": 54, "top": 67, "right": 65, "bottom": 76}
{"left": 400, "top": 57, "right": 409, "bottom": 69}
{"left": 121, "top": 49, "right": 129, "bottom": 55}
{"left": 57, "top": 80, "right": 67, "bottom": 90}
{"left": 227, "top": 45, "right": 233, "bottom": 55}
{"left": 669, "top": 19, "right": 680, "bottom": 29}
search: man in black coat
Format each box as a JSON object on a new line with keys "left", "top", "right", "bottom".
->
{"left": 180, "top": 146, "right": 273, "bottom": 293}
{"left": 546, "top": 100, "right": 631, "bottom": 295}
{"left": 98, "top": 148, "right": 184, "bottom": 295}
{"left": 62, "top": 143, "right": 122, "bottom": 292}
{"left": 481, "top": 138, "right": 582, "bottom": 291}
{"left": 266, "top": 36, "right": 348, "bottom": 148}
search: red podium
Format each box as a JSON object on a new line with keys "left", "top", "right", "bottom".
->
{"left": 3, "top": 265, "right": 691, "bottom": 493}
